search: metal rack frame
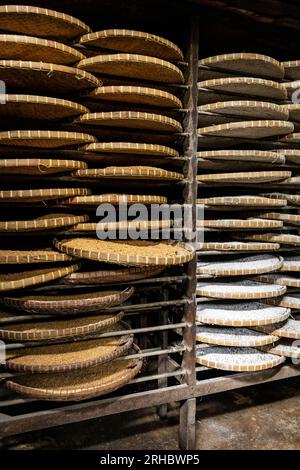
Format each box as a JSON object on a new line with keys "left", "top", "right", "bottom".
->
{"left": 0, "top": 2, "right": 300, "bottom": 450}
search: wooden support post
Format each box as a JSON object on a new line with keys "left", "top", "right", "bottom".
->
{"left": 179, "top": 398, "right": 196, "bottom": 450}
{"left": 157, "top": 288, "right": 169, "bottom": 419}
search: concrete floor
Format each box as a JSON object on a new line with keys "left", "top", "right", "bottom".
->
{"left": 1, "top": 377, "right": 299, "bottom": 450}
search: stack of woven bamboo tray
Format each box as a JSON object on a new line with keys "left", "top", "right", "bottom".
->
{"left": 196, "top": 52, "right": 300, "bottom": 370}
{"left": 0, "top": 5, "right": 194, "bottom": 400}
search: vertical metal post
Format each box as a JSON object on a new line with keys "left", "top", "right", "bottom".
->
{"left": 179, "top": 14, "right": 199, "bottom": 450}
{"left": 157, "top": 288, "right": 170, "bottom": 419}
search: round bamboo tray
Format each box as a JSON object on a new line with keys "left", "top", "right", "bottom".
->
{"left": 196, "top": 195, "right": 287, "bottom": 210}
{"left": 196, "top": 301, "right": 290, "bottom": 327}
{"left": 0, "top": 214, "right": 88, "bottom": 233}
{"left": 198, "top": 121, "right": 293, "bottom": 139}
{"left": 78, "top": 54, "right": 184, "bottom": 84}
{"left": 5, "top": 323, "right": 133, "bottom": 373}
{"left": 255, "top": 273, "right": 300, "bottom": 288}
{"left": 255, "top": 318, "right": 300, "bottom": 340}
{"left": 66, "top": 219, "right": 172, "bottom": 234}
{"left": 62, "top": 194, "right": 167, "bottom": 206}
{"left": 281, "top": 256, "right": 300, "bottom": 271}
{"left": 199, "top": 53, "right": 284, "bottom": 79}
{"left": 252, "top": 212, "right": 300, "bottom": 227}
{"left": 197, "top": 170, "right": 291, "bottom": 184}
{"left": 0, "top": 263, "right": 81, "bottom": 292}
{"left": 0, "top": 130, "right": 96, "bottom": 148}
{"left": 197, "top": 254, "right": 283, "bottom": 277}
{"left": 79, "top": 29, "right": 184, "bottom": 61}
{"left": 196, "top": 346, "right": 285, "bottom": 372}
{"left": 76, "top": 111, "right": 183, "bottom": 133}
{"left": 0, "top": 34, "right": 84, "bottom": 65}
{"left": 73, "top": 166, "right": 183, "bottom": 181}
{"left": 5, "top": 346, "right": 142, "bottom": 401}
{"left": 84, "top": 86, "right": 182, "bottom": 108}
{"left": 0, "top": 95, "right": 88, "bottom": 120}
{"left": 280, "top": 133, "right": 300, "bottom": 144}
{"left": 284, "top": 104, "right": 300, "bottom": 123}
{"left": 55, "top": 238, "right": 194, "bottom": 267}
{"left": 82, "top": 142, "right": 179, "bottom": 158}
{"left": 0, "top": 248, "right": 72, "bottom": 264}
{"left": 1, "top": 287, "right": 134, "bottom": 315}
{"left": 0, "top": 5, "right": 91, "bottom": 40}
{"left": 196, "top": 326, "right": 278, "bottom": 347}
{"left": 262, "top": 192, "right": 300, "bottom": 206}
{"left": 260, "top": 340, "right": 300, "bottom": 359}
{"left": 0, "top": 311, "right": 124, "bottom": 342}
{"left": 196, "top": 280, "right": 286, "bottom": 299}
{"left": 238, "top": 233, "right": 300, "bottom": 246}
{"left": 196, "top": 241, "right": 280, "bottom": 252}
{"left": 198, "top": 77, "right": 287, "bottom": 100}
{"left": 62, "top": 266, "right": 165, "bottom": 285}
{"left": 0, "top": 159, "right": 87, "bottom": 175}
{"left": 265, "top": 294, "right": 300, "bottom": 310}
{"left": 200, "top": 218, "right": 283, "bottom": 230}
{"left": 279, "top": 150, "right": 300, "bottom": 165}
{"left": 0, "top": 187, "right": 90, "bottom": 203}
{"left": 282, "top": 80, "right": 300, "bottom": 99}
{"left": 197, "top": 150, "right": 285, "bottom": 165}
{"left": 198, "top": 101, "right": 288, "bottom": 121}
{"left": 0, "top": 60, "right": 100, "bottom": 94}
{"left": 282, "top": 60, "right": 300, "bottom": 80}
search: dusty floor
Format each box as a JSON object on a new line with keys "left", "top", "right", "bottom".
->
{"left": 1, "top": 377, "right": 299, "bottom": 450}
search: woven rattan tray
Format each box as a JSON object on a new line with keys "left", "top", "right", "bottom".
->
{"left": 82, "top": 142, "right": 179, "bottom": 158}
{"left": 252, "top": 212, "right": 300, "bottom": 226}
{"left": 198, "top": 77, "right": 287, "bottom": 100}
{"left": 200, "top": 218, "right": 283, "bottom": 230}
{"left": 62, "top": 266, "right": 165, "bottom": 285}
{"left": 73, "top": 166, "right": 183, "bottom": 181}
{"left": 0, "top": 214, "right": 88, "bottom": 233}
{"left": 197, "top": 254, "right": 283, "bottom": 277}
{"left": 262, "top": 192, "right": 300, "bottom": 206}
{"left": 265, "top": 294, "right": 300, "bottom": 310}
{"left": 255, "top": 318, "right": 300, "bottom": 340}
{"left": 280, "top": 133, "right": 300, "bottom": 144}
{"left": 0, "top": 248, "right": 72, "bottom": 264}
{"left": 80, "top": 29, "right": 183, "bottom": 61}
{"left": 196, "top": 280, "right": 286, "bottom": 299}
{"left": 198, "top": 120, "right": 293, "bottom": 139}
{"left": 0, "top": 130, "right": 96, "bottom": 148}
{"left": 5, "top": 345, "right": 142, "bottom": 401}
{"left": 76, "top": 111, "right": 183, "bottom": 133}
{"left": 196, "top": 241, "right": 280, "bottom": 252}
{"left": 260, "top": 340, "right": 299, "bottom": 359}
{"left": 0, "top": 263, "right": 80, "bottom": 292}
{"left": 0, "top": 5, "right": 91, "bottom": 40}
{"left": 281, "top": 256, "right": 300, "bottom": 271}
{"left": 55, "top": 238, "right": 194, "bottom": 267}
{"left": 78, "top": 53, "right": 184, "bottom": 84}
{"left": 198, "top": 101, "right": 288, "bottom": 121}
{"left": 0, "top": 34, "right": 84, "bottom": 65}
{"left": 282, "top": 60, "right": 300, "bottom": 80}
{"left": 238, "top": 232, "right": 300, "bottom": 246}
{"left": 0, "top": 60, "right": 100, "bottom": 94}
{"left": 84, "top": 86, "right": 182, "bottom": 108}
{"left": 0, "top": 310, "right": 124, "bottom": 342}
{"left": 196, "top": 301, "right": 290, "bottom": 327}
{"left": 197, "top": 170, "right": 291, "bottom": 184}
{"left": 279, "top": 149, "right": 300, "bottom": 165}
{"left": 66, "top": 220, "right": 172, "bottom": 234}
{"left": 284, "top": 104, "right": 300, "bottom": 123}
{"left": 1, "top": 287, "right": 134, "bottom": 315}
{"left": 196, "top": 346, "right": 285, "bottom": 372}
{"left": 196, "top": 325, "right": 278, "bottom": 347}
{"left": 0, "top": 187, "right": 90, "bottom": 203}
{"left": 0, "top": 95, "right": 87, "bottom": 120}
{"left": 255, "top": 273, "right": 300, "bottom": 288}
{"left": 199, "top": 53, "right": 284, "bottom": 79}
{"left": 197, "top": 150, "right": 285, "bottom": 165}
{"left": 0, "top": 159, "right": 87, "bottom": 175}
{"left": 5, "top": 323, "right": 133, "bottom": 373}
{"left": 197, "top": 195, "right": 287, "bottom": 210}
{"left": 61, "top": 194, "right": 167, "bottom": 206}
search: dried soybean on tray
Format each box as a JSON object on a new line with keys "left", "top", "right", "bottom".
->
{"left": 55, "top": 238, "right": 194, "bottom": 266}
